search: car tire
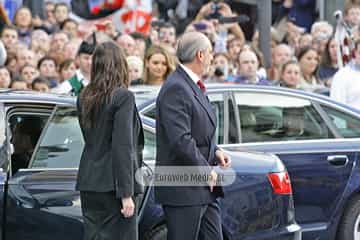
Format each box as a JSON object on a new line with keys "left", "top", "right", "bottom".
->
{"left": 144, "top": 225, "right": 167, "bottom": 240}
{"left": 338, "top": 195, "right": 360, "bottom": 240}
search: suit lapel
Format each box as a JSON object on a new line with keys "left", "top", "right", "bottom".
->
{"left": 176, "top": 67, "right": 216, "bottom": 127}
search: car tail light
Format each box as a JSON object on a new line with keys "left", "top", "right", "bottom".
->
{"left": 268, "top": 171, "right": 292, "bottom": 195}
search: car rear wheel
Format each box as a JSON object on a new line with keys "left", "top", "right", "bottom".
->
{"left": 338, "top": 195, "right": 360, "bottom": 240}
{"left": 144, "top": 225, "right": 167, "bottom": 240}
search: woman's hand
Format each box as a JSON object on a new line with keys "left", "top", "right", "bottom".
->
{"left": 196, "top": 2, "right": 214, "bottom": 20}
{"left": 218, "top": 2, "right": 233, "bottom": 17}
{"left": 121, "top": 197, "right": 135, "bottom": 218}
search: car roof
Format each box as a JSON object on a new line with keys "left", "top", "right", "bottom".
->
{"left": 131, "top": 83, "right": 332, "bottom": 101}
{"left": 135, "top": 83, "right": 357, "bottom": 111}
{"left": 0, "top": 89, "right": 76, "bottom": 105}
{"left": 205, "top": 84, "right": 358, "bottom": 112}
{"left": 2, "top": 85, "right": 355, "bottom": 116}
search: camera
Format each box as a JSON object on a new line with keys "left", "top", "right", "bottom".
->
{"left": 334, "top": 10, "right": 342, "bottom": 21}
{"left": 206, "top": 0, "right": 223, "bottom": 19}
{"left": 151, "top": 19, "right": 165, "bottom": 28}
{"left": 214, "top": 67, "right": 224, "bottom": 77}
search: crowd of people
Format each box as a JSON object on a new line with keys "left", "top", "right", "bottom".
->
{"left": 2, "top": 1, "right": 359, "bottom": 238}
{"left": 0, "top": 0, "right": 359, "bottom": 108}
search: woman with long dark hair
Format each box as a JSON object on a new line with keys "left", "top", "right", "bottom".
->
{"left": 297, "top": 47, "right": 323, "bottom": 92}
{"left": 317, "top": 36, "right": 339, "bottom": 86}
{"left": 76, "top": 41, "right": 144, "bottom": 240}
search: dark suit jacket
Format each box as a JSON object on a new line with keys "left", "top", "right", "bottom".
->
{"left": 155, "top": 66, "right": 223, "bottom": 206}
{"left": 76, "top": 88, "right": 144, "bottom": 199}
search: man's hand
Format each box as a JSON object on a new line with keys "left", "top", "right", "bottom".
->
{"left": 208, "top": 170, "right": 217, "bottom": 192}
{"left": 215, "top": 149, "right": 231, "bottom": 168}
{"left": 121, "top": 197, "right": 135, "bottom": 218}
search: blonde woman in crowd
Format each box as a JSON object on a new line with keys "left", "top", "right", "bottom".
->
{"left": 317, "top": 36, "right": 339, "bottom": 86}
{"left": 143, "top": 45, "right": 175, "bottom": 85}
{"left": 127, "top": 56, "right": 144, "bottom": 85}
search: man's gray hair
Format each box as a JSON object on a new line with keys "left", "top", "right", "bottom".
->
{"left": 176, "top": 32, "right": 211, "bottom": 64}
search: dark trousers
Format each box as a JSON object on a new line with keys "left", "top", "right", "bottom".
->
{"left": 80, "top": 191, "right": 138, "bottom": 240}
{"left": 163, "top": 201, "right": 223, "bottom": 240}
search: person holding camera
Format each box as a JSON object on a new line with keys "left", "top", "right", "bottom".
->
{"left": 158, "top": 22, "right": 177, "bottom": 48}
{"left": 205, "top": 52, "right": 231, "bottom": 83}
{"left": 195, "top": 0, "right": 245, "bottom": 46}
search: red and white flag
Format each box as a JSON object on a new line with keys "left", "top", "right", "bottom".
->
{"left": 112, "top": 0, "right": 152, "bottom": 35}
{"left": 72, "top": 0, "right": 152, "bottom": 35}
{"left": 334, "top": 11, "right": 355, "bottom": 68}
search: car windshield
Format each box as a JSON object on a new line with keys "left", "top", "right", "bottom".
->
{"left": 30, "top": 107, "right": 83, "bottom": 168}
{"left": 30, "top": 106, "right": 156, "bottom": 169}
{"left": 130, "top": 85, "right": 159, "bottom": 106}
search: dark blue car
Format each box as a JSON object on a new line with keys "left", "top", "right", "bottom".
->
{"left": 138, "top": 84, "right": 360, "bottom": 240}
{"left": 0, "top": 90, "right": 300, "bottom": 239}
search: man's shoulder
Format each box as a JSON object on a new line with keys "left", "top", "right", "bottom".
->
{"left": 162, "top": 69, "right": 188, "bottom": 89}
{"left": 158, "top": 76, "right": 190, "bottom": 102}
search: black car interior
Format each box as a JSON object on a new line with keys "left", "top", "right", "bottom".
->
{"left": 9, "top": 114, "right": 48, "bottom": 174}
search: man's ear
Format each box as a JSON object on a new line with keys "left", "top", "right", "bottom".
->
{"left": 196, "top": 51, "right": 203, "bottom": 61}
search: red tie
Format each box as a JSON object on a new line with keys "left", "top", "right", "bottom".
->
{"left": 197, "top": 80, "right": 206, "bottom": 93}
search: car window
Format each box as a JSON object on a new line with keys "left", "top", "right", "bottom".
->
{"left": 130, "top": 85, "right": 160, "bottom": 106}
{"left": 143, "top": 129, "right": 156, "bottom": 161}
{"left": 234, "top": 92, "right": 332, "bottom": 142}
{"left": 321, "top": 105, "right": 360, "bottom": 138}
{"left": 228, "top": 97, "right": 239, "bottom": 144}
{"left": 9, "top": 114, "right": 49, "bottom": 173}
{"left": 208, "top": 93, "right": 224, "bottom": 144}
{"left": 0, "top": 103, "right": 7, "bottom": 168}
{"left": 142, "top": 94, "right": 225, "bottom": 144}
{"left": 31, "top": 106, "right": 157, "bottom": 169}
{"left": 31, "top": 107, "right": 83, "bottom": 168}
{"left": 143, "top": 104, "right": 156, "bottom": 120}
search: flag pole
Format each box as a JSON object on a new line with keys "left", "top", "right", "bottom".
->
{"left": 334, "top": 10, "right": 344, "bottom": 68}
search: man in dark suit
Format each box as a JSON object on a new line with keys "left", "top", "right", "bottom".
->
{"left": 155, "top": 31, "right": 231, "bottom": 240}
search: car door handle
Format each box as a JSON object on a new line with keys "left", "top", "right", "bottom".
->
{"left": 327, "top": 155, "right": 349, "bottom": 166}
